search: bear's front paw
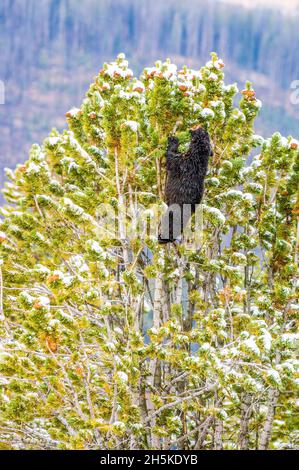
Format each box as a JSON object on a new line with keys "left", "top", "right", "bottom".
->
{"left": 168, "top": 135, "right": 179, "bottom": 147}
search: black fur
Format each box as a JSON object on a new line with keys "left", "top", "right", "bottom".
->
{"left": 158, "top": 127, "right": 213, "bottom": 243}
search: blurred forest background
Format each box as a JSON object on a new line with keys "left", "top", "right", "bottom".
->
{"left": 1, "top": 0, "right": 299, "bottom": 185}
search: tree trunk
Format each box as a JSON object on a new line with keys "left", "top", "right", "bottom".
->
{"left": 259, "top": 389, "right": 279, "bottom": 450}
{"left": 239, "top": 393, "right": 252, "bottom": 449}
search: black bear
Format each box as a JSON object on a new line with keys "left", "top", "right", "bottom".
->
{"left": 158, "top": 126, "right": 213, "bottom": 244}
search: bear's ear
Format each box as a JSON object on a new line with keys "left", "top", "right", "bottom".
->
{"left": 190, "top": 124, "right": 202, "bottom": 135}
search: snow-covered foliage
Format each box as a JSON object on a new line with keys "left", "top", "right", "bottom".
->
{"left": 0, "top": 53, "right": 298, "bottom": 450}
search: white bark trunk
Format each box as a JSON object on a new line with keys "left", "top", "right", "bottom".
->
{"left": 259, "top": 388, "right": 279, "bottom": 450}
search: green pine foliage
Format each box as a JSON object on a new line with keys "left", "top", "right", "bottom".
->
{"left": 0, "top": 53, "right": 298, "bottom": 450}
